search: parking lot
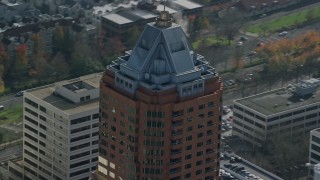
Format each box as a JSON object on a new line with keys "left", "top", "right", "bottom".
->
{"left": 220, "top": 152, "right": 283, "bottom": 180}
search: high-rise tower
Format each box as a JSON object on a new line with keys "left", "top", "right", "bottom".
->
{"left": 98, "top": 10, "right": 222, "bottom": 180}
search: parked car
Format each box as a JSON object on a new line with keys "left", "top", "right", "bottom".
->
{"left": 0, "top": 105, "right": 3, "bottom": 111}
{"left": 228, "top": 79, "right": 235, "bottom": 84}
{"left": 257, "top": 42, "right": 265, "bottom": 47}
{"left": 237, "top": 41, "right": 243, "bottom": 46}
{"left": 225, "top": 81, "right": 233, "bottom": 86}
{"left": 223, "top": 107, "right": 231, "bottom": 114}
{"left": 234, "top": 166, "right": 245, "bottom": 172}
{"left": 15, "top": 91, "right": 24, "bottom": 97}
{"left": 234, "top": 156, "right": 242, "bottom": 162}
{"left": 279, "top": 31, "right": 288, "bottom": 36}
{"left": 239, "top": 36, "right": 248, "bottom": 41}
{"left": 247, "top": 51, "right": 257, "bottom": 56}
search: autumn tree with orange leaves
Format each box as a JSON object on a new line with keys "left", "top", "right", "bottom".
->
{"left": 257, "top": 30, "right": 320, "bottom": 85}
{"left": 0, "top": 44, "right": 8, "bottom": 93}
{"left": 16, "top": 44, "right": 28, "bottom": 67}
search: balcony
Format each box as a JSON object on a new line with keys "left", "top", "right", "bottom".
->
{"left": 205, "top": 168, "right": 214, "bottom": 173}
{"left": 172, "top": 131, "right": 182, "bottom": 136}
{"left": 172, "top": 121, "right": 183, "bottom": 127}
{"left": 206, "top": 150, "right": 214, "bottom": 154}
{"left": 207, "top": 123, "right": 214, "bottom": 127}
{"left": 169, "top": 159, "right": 181, "bottom": 165}
{"left": 172, "top": 111, "right": 184, "bottom": 117}
{"left": 205, "top": 159, "right": 214, "bottom": 164}
{"left": 206, "top": 141, "right": 213, "bottom": 145}
{"left": 170, "top": 149, "right": 182, "bottom": 155}
{"left": 169, "top": 168, "right": 181, "bottom": 174}
{"left": 171, "top": 140, "right": 182, "bottom": 146}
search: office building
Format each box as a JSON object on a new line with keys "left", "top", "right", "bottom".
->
{"left": 23, "top": 73, "right": 101, "bottom": 180}
{"left": 233, "top": 79, "right": 320, "bottom": 146}
{"left": 97, "top": 10, "right": 223, "bottom": 180}
{"left": 309, "top": 128, "right": 320, "bottom": 179}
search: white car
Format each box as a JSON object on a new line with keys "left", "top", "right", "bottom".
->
{"left": 279, "top": 31, "right": 288, "bottom": 36}
{"left": 237, "top": 41, "right": 243, "bottom": 46}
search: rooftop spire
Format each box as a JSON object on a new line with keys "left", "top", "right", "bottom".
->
{"left": 155, "top": 0, "right": 172, "bottom": 28}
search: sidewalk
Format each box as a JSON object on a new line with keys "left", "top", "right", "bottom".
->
{"left": 0, "top": 139, "right": 22, "bottom": 150}
{"left": 0, "top": 124, "right": 22, "bottom": 133}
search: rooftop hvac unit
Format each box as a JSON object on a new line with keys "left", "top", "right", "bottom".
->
{"left": 293, "top": 83, "right": 318, "bottom": 97}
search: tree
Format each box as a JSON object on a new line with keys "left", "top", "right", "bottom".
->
{"left": 258, "top": 23, "right": 269, "bottom": 36}
{"left": 191, "top": 16, "right": 210, "bottom": 36}
{"left": 269, "top": 54, "right": 290, "bottom": 87}
{"left": 31, "top": 34, "right": 50, "bottom": 78}
{"left": 50, "top": 53, "right": 69, "bottom": 79}
{"left": 70, "top": 42, "right": 103, "bottom": 77}
{"left": 52, "top": 26, "right": 74, "bottom": 58}
{"left": 0, "top": 44, "right": 9, "bottom": 81}
{"left": 219, "top": 8, "right": 248, "bottom": 44}
{"left": 233, "top": 46, "right": 244, "bottom": 70}
{"left": 257, "top": 30, "right": 320, "bottom": 83}
{"left": 124, "top": 26, "right": 141, "bottom": 48}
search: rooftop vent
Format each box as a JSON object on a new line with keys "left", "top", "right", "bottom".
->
{"left": 293, "top": 82, "right": 318, "bottom": 97}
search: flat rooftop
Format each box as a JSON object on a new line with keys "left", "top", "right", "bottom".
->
{"left": 27, "top": 73, "right": 101, "bottom": 115}
{"left": 171, "top": 0, "right": 201, "bottom": 9}
{"left": 311, "top": 128, "right": 320, "bottom": 134}
{"left": 156, "top": 5, "right": 177, "bottom": 14}
{"left": 235, "top": 86, "right": 320, "bottom": 116}
{"left": 103, "top": 13, "right": 133, "bottom": 24}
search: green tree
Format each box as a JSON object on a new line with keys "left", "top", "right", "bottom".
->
{"left": 125, "top": 26, "right": 141, "bottom": 48}
{"left": 70, "top": 42, "right": 103, "bottom": 77}
{"left": 219, "top": 8, "right": 248, "bottom": 44}
{"left": 53, "top": 26, "right": 74, "bottom": 58}
{"left": 50, "top": 53, "right": 70, "bottom": 79}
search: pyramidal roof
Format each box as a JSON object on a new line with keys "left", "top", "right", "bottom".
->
{"left": 125, "top": 23, "right": 196, "bottom": 75}
{"left": 108, "top": 11, "right": 216, "bottom": 96}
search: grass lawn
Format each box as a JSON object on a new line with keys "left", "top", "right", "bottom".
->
{"left": 246, "top": 6, "right": 320, "bottom": 34}
{"left": 0, "top": 127, "right": 22, "bottom": 143}
{"left": 192, "top": 36, "right": 229, "bottom": 49}
{"left": 0, "top": 104, "right": 23, "bottom": 125}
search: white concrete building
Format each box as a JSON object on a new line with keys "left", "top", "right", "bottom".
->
{"left": 23, "top": 73, "right": 101, "bottom": 180}
{"left": 233, "top": 80, "right": 320, "bottom": 146}
{"left": 309, "top": 129, "right": 320, "bottom": 179}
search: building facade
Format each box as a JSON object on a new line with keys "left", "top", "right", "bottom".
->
{"left": 97, "top": 11, "right": 223, "bottom": 180}
{"left": 23, "top": 73, "right": 101, "bottom": 180}
{"left": 309, "top": 128, "right": 320, "bottom": 179}
{"left": 233, "top": 80, "right": 320, "bottom": 146}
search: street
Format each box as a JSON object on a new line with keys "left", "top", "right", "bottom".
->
{"left": 0, "top": 144, "right": 22, "bottom": 162}
{"left": 0, "top": 94, "right": 23, "bottom": 109}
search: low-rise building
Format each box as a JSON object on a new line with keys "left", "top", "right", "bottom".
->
{"left": 22, "top": 73, "right": 101, "bottom": 180}
{"left": 233, "top": 79, "right": 320, "bottom": 146}
{"left": 95, "top": 0, "right": 202, "bottom": 35}
{"left": 0, "top": 156, "right": 24, "bottom": 180}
